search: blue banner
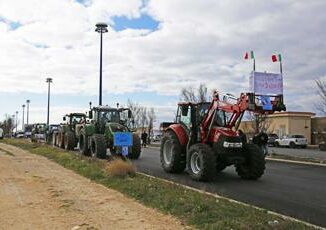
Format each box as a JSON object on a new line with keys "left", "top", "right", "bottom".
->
{"left": 114, "top": 132, "right": 133, "bottom": 146}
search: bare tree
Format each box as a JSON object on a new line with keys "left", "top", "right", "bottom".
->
{"left": 0, "top": 114, "right": 15, "bottom": 136}
{"left": 127, "top": 99, "right": 142, "bottom": 128}
{"left": 180, "top": 83, "right": 208, "bottom": 102}
{"left": 316, "top": 79, "right": 326, "bottom": 114}
{"left": 139, "top": 107, "right": 148, "bottom": 131}
{"left": 147, "top": 108, "right": 156, "bottom": 144}
{"left": 246, "top": 112, "right": 273, "bottom": 134}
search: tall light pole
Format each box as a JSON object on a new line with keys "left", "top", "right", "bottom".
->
{"left": 95, "top": 22, "right": 108, "bottom": 106}
{"left": 26, "top": 99, "right": 30, "bottom": 125}
{"left": 22, "top": 104, "right": 25, "bottom": 130}
{"left": 46, "top": 78, "right": 53, "bottom": 126}
{"left": 15, "top": 111, "right": 18, "bottom": 133}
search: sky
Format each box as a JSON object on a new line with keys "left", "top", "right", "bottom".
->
{"left": 0, "top": 0, "right": 325, "bottom": 128}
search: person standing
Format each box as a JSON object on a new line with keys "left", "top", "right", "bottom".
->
{"left": 141, "top": 131, "right": 148, "bottom": 148}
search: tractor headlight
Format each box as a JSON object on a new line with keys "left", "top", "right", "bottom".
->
{"left": 223, "top": 141, "right": 243, "bottom": 148}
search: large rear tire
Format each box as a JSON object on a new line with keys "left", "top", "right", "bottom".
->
{"left": 79, "top": 132, "right": 90, "bottom": 156}
{"left": 59, "top": 132, "right": 65, "bottom": 148}
{"left": 235, "top": 144, "right": 265, "bottom": 180}
{"left": 64, "top": 131, "right": 75, "bottom": 150}
{"left": 52, "top": 133, "right": 57, "bottom": 147}
{"left": 187, "top": 143, "right": 216, "bottom": 181}
{"left": 128, "top": 134, "right": 141, "bottom": 159}
{"left": 90, "top": 134, "right": 107, "bottom": 159}
{"left": 160, "top": 130, "right": 186, "bottom": 173}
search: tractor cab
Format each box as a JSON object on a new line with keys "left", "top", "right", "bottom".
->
{"left": 89, "top": 106, "right": 133, "bottom": 133}
{"left": 63, "top": 113, "right": 87, "bottom": 131}
{"left": 176, "top": 102, "right": 230, "bottom": 145}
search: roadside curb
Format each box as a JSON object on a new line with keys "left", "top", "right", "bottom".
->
{"left": 137, "top": 172, "right": 325, "bottom": 230}
{"left": 266, "top": 157, "right": 326, "bottom": 167}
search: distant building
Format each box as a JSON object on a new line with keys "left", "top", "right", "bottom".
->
{"left": 239, "top": 111, "right": 316, "bottom": 144}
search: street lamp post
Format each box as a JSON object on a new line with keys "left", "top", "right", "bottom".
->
{"left": 95, "top": 22, "right": 108, "bottom": 106}
{"left": 22, "top": 104, "right": 25, "bottom": 130}
{"left": 46, "top": 78, "right": 53, "bottom": 126}
{"left": 15, "top": 111, "right": 18, "bottom": 133}
{"left": 26, "top": 99, "right": 30, "bottom": 125}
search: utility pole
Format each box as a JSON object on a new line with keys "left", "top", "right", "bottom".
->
{"left": 95, "top": 22, "right": 108, "bottom": 106}
{"left": 22, "top": 104, "right": 25, "bottom": 130}
{"left": 26, "top": 99, "right": 30, "bottom": 125}
{"left": 46, "top": 78, "right": 53, "bottom": 126}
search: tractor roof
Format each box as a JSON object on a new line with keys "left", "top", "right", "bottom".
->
{"left": 66, "top": 113, "right": 86, "bottom": 117}
{"left": 92, "top": 106, "right": 130, "bottom": 112}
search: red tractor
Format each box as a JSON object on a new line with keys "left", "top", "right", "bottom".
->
{"left": 160, "top": 92, "right": 286, "bottom": 181}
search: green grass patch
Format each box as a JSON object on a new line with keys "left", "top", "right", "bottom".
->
{"left": 0, "top": 138, "right": 315, "bottom": 229}
{"left": 269, "top": 153, "right": 326, "bottom": 165}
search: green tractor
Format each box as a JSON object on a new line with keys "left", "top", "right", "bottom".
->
{"left": 78, "top": 105, "right": 141, "bottom": 159}
{"left": 53, "top": 113, "right": 86, "bottom": 150}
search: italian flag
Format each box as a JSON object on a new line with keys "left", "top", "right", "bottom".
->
{"left": 272, "top": 54, "right": 282, "bottom": 62}
{"left": 244, "top": 51, "right": 254, "bottom": 60}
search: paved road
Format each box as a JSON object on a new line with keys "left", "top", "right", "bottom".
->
{"left": 133, "top": 147, "right": 326, "bottom": 227}
{"left": 269, "top": 147, "right": 326, "bottom": 161}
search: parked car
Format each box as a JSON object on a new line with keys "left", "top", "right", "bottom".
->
{"left": 275, "top": 134, "right": 307, "bottom": 148}
{"left": 267, "top": 133, "right": 279, "bottom": 146}
{"left": 16, "top": 131, "right": 25, "bottom": 138}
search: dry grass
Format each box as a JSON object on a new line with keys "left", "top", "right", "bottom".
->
{"left": 105, "top": 158, "right": 136, "bottom": 177}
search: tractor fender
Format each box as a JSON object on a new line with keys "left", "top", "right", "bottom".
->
{"left": 166, "top": 124, "right": 188, "bottom": 146}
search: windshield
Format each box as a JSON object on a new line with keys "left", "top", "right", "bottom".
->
{"left": 214, "top": 110, "right": 226, "bottom": 127}
{"left": 71, "top": 116, "right": 84, "bottom": 123}
{"left": 99, "top": 110, "right": 120, "bottom": 123}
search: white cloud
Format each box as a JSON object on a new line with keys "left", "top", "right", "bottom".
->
{"left": 1, "top": 0, "right": 326, "bottom": 124}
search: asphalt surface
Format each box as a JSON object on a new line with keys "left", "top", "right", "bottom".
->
{"left": 133, "top": 147, "right": 326, "bottom": 227}
{"left": 269, "top": 147, "right": 326, "bottom": 161}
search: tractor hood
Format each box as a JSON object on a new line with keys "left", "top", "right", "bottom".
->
{"left": 105, "top": 122, "right": 128, "bottom": 133}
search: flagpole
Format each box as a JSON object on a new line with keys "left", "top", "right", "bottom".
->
{"left": 280, "top": 61, "right": 283, "bottom": 74}
{"left": 253, "top": 58, "right": 256, "bottom": 71}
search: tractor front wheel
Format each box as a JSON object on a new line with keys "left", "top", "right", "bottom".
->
{"left": 128, "top": 134, "right": 141, "bottom": 159}
{"left": 160, "top": 131, "right": 186, "bottom": 173}
{"left": 235, "top": 144, "right": 265, "bottom": 180}
{"left": 187, "top": 143, "right": 216, "bottom": 181}
{"left": 64, "top": 131, "right": 75, "bottom": 150}
{"left": 90, "top": 134, "right": 107, "bottom": 159}
{"left": 79, "top": 132, "right": 90, "bottom": 156}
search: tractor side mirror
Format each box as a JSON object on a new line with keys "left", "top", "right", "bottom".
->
{"left": 88, "top": 111, "right": 93, "bottom": 119}
{"left": 63, "top": 116, "right": 66, "bottom": 121}
{"left": 181, "top": 106, "right": 188, "bottom": 116}
{"left": 128, "top": 110, "right": 132, "bottom": 118}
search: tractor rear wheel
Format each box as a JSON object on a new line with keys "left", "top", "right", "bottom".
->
{"left": 64, "top": 131, "right": 75, "bottom": 150}
{"left": 90, "top": 134, "right": 107, "bottom": 159}
{"left": 235, "top": 144, "right": 265, "bottom": 180}
{"left": 52, "top": 133, "right": 56, "bottom": 146}
{"left": 128, "top": 134, "right": 141, "bottom": 159}
{"left": 160, "top": 130, "right": 186, "bottom": 173}
{"left": 187, "top": 143, "right": 216, "bottom": 181}
{"left": 79, "top": 132, "right": 90, "bottom": 156}
{"left": 59, "top": 132, "right": 65, "bottom": 148}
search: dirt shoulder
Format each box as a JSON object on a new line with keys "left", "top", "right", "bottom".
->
{"left": 0, "top": 143, "right": 185, "bottom": 230}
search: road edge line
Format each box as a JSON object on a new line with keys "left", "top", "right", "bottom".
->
{"left": 266, "top": 157, "right": 326, "bottom": 167}
{"left": 137, "top": 172, "right": 325, "bottom": 230}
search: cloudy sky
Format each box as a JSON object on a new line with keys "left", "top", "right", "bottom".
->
{"left": 0, "top": 0, "right": 325, "bottom": 127}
